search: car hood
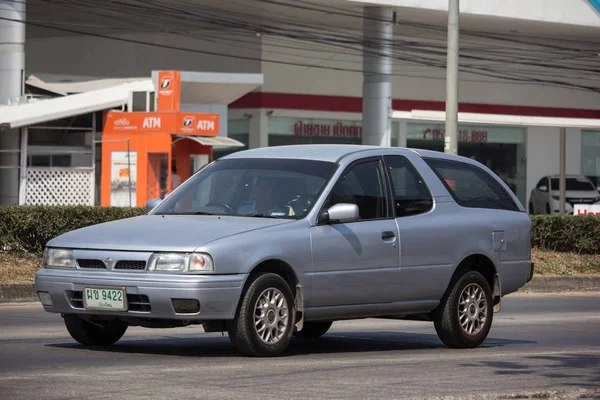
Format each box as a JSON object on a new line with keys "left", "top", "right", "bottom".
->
{"left": 46, "top": 215, "right": 294, "bottom": 252}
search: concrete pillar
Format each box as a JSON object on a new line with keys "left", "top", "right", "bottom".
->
{"left": 248, "top": 110, "right": 268, "bottom": 149}
{"left": 0, "top": 0, "right": 25, "bottom": 205}
{"left": 362, "top": 6, "right": 393, "bottom": 147}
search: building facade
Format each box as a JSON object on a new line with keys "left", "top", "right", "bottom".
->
{"left": 1, "top": 0, "right": 600, "bottom": 208}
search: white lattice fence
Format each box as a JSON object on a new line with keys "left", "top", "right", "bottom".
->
{"left": 26, "top": 168, "right": 94, "bottom": 206}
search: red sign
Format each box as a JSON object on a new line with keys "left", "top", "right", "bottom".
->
{"left": 156, "top": 71, "right": 181, "bottom": 112}
{"left": 293, "top": 121, "right": 362, "bottom": 138}
{"left": 423, "top": 128, "right": 488, "bottom": 143}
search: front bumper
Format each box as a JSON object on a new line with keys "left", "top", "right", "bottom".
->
{"left": 34, "top": 268, "right": 246, "bottom": 321}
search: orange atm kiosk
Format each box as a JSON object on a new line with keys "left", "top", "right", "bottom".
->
{"left": 100, "top": 71, "right": 229, "bottom": 207}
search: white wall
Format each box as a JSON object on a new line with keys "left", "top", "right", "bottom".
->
{"left": 26, "top": 30, "right": 261, "bottom": 79}
{"left": 525, "top": 127, "right": 582, "bottom": 206}
{"left": 344, "top": 0, "right": 600, "bottom": 27}
{"left": 260, "top": 48, "right": 600, "bottom": 110}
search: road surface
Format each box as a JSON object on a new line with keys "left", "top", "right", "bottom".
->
{"left": 1, "top": 293, "right": 599, "bottom": 399}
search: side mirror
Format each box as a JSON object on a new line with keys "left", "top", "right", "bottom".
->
{"left": 539, "top": 185, "right": 548, "bottom": 192}
{"left": 321, "top": 203, "right": 359, "bottom": 224}
{"left": 146, "top": 198, "right": 162, "bottom": 212}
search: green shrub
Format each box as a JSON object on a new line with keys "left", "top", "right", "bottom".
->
{"left": 1, "top": 206, "right": 600, "bottom": 256}
{"left": 530, "top": 214, "right": 600, "bottom": 254}
{"left": 0, "top": 205, "right": 145, "bottom": 255}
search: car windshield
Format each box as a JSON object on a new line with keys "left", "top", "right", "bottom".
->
{"left": 152, "top": 158, "right": 338, "bottom": 219}
{"left": 550, "top": 178, "right": 595, "bottom": 191}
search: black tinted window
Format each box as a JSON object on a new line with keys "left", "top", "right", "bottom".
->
{"left": 425, "top": 158, "right": 519, "bottom": 212}
{"left": 550, "top": 178, "right": 595, "bottom": 191}
{"left": 536, "top": 178, "right": 547, "bottom": 189}
{"left": 328, "top": 159, "right": 388, "bottom": 220}
{"left": 384, "top": 156, "right": 433, "bottom": 217}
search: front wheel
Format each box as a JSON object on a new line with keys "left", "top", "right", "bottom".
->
{"left": 433, "top": 270, "right": 493, "bottom": 349}
{"left": 229, "top": 273, "right": 296, "bottom": 357}
{"left": 63, "top": 314, "right": 128, "bottom": 346}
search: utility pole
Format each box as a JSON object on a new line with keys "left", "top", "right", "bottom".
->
{"left": 444, "top": 0, "right": 459, "bottom": 155}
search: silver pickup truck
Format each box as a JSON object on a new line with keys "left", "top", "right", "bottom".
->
{"left": 35, "top": 145, "right": 533, "bottom": 357}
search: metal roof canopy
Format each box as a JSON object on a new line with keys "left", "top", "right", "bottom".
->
{"left": 393, "top": 109, "right": 600, "bottom": 214}
{"left": 392, "top": 110, "right": 600, "bottom": 129}
{"left": 151, "top": 71, "right": 264, "bottom": 106}
{"left": 0, "top": 80, "right": 154, "bottom": 130}
{"left": 172, "top": 135, "right": 245, "bottom": 149}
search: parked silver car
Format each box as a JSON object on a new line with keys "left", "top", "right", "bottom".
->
{"left": 35, "top": 145, "right": 534, "bottom": 356}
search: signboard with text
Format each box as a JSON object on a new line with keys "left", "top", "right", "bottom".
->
{"left": 573, "top": 204, "right": 600, "bottom": 216}
{"left": 406, "top": 123, "right": 526, "bottom": 144}
{"left": 104, "top": 112, "right": 219, "bottom": 136}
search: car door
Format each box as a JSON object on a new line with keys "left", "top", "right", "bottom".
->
{"left": 309, "top": 157, "right": 400, "bottom": 307}
{"left": 382, "top": 155, "right": 440, "bottom": 303}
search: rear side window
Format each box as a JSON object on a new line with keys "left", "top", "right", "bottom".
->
{"left": 425, "top": 158, "right": 519, "bottom": 212}
{"left": 384, "top": 156, "right": 433, "bottom": 217}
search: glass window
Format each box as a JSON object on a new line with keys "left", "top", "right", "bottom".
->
{"left": 425, "top": 158, "right": 519, "bottom": 212}
{"left": 384, "top": 156, "right": 433, "bottom": 217}
{"left": 582, "top": 130, "right": 600, "bottom": 188}
{"left": 536, "top": 178, "right": 548, "bottom": 189}
{"left": 327, "top": 159, "right": 388, "bottom": 220}
{"left": 550, "top": 177, "right": 596, "bottom": 192}
{"left": 153, "top": 158, "right": 337, "bottom": 219}
{"left": 406, "top": 122, "right": 527, "bottom": 205}
{"left": 29, "top": 155, "right": 50, "bottom": 167}
{"left": 51, "top": 155, "right": 71, "bottom": 167}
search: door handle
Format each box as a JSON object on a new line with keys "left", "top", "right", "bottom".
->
{"left": 381, "top": 231, "right": 395, "bottom": 240}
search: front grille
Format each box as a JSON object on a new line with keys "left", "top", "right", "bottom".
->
{"left": 77, "top": 259, "right": 106, "bottom": 269}
{"left": 66, "top": 291, "right": 151, "bottom": 312}
{"left": 114, "top": 260, "right": 146, "bottom": 270}
{"left": 566, "top": 197, "right": 596, "bottom": 205}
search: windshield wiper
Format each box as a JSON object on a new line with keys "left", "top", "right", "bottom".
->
{"left": 241, "top": 213, "right": 285, "bottom": 219}
{"left": 157, "top": 211, "right": 218, "bottom": 216}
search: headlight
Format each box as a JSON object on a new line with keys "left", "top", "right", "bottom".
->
{"left": 43, "top": 248, "right": 75, "bottom": 268}
{"left": 147, "top": 252, "right": 214, "bottom": 273}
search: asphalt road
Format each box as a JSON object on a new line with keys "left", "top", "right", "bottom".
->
{"left": 1, "top": 293, "right": 599, "bottom": 400}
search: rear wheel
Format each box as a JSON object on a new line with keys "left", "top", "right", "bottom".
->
{"left": 293, "top": 321, "right": 333, "bottom": 338}
{"left": 229, "top": 273, "right": 296, "bottom": 357}
{"left": 433, "top": 271, "right": 493, "bottom": 349}
{"left": 63, "top": 314, "right": 128, "bottom": 346}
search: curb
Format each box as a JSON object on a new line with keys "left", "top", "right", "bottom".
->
{"left": 517, "top": 275, "right": 600, "bottom": 293}
{"left": 0, "top": 283, "right": 38, "bottom": 303}
{"left": 1, "top": 276, "right": 600, "bottom": 304}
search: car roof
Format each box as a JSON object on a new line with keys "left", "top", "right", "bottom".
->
{"left": 221, "top": 144, "right": 468, "bottom": 164}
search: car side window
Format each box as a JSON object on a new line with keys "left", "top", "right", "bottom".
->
{"left": 425, "top": 158, "right": 519, "bottom": 212}
{"left": 327, "top": 159, "right": 388, "bottom": 220}
{"left": 384, "top": 156, "right": 433, "bottom": 217}
{"left": 536, "top": 178, "right": 547, "bottom": 189}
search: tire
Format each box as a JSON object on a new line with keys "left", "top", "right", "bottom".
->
{"left": 293, "top": 321, "right": 333, "bottom": 338}
{"left": 63, "top": 314, "right": 128, "bottom": 346}
{"left": 546, "top": 203, "right": 551, "bottom": 214}
{"left": 433, "top": 270, "right": 493, "bottom": 349}
{"left": 528, "top": 202, "right": 534, "bottom": 215}
{"left": 229, "top": 273, "right": 296, "bottom": 357}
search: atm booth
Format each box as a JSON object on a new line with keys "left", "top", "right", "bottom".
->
{"left": 100, "top": 110, "right": 244, "bottom": 207}
{"left": 100, "top": 70, "right": 262, "bottom": 207}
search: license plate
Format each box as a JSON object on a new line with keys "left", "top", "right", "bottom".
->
{"left": 83, "top": 287, "right": 127, "bottom": 311}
